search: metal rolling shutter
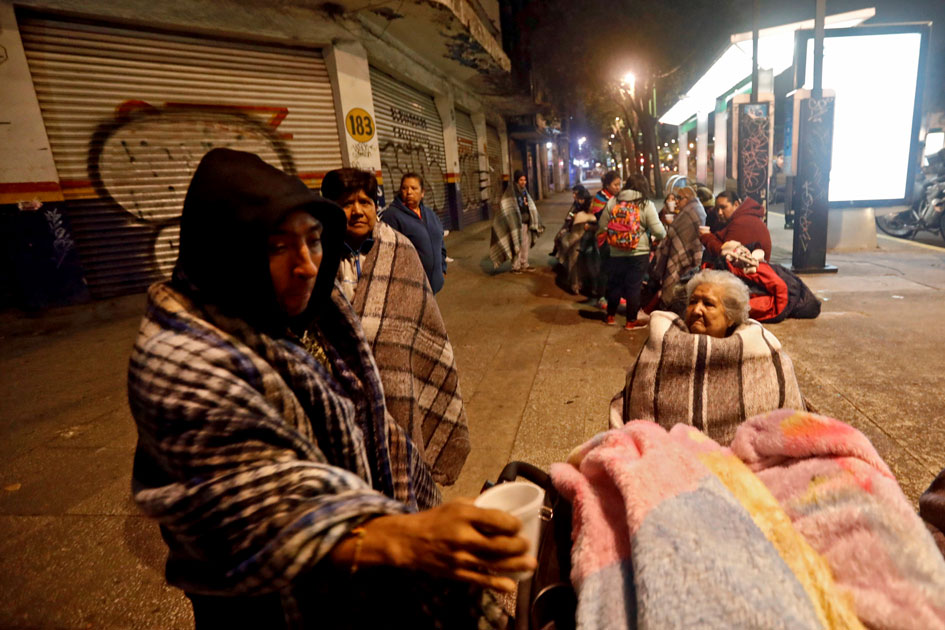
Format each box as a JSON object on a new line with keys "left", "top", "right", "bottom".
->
{"left": 455, "top": 110, "right": 482, "bottom": 227}
{"left": 369, "top": 67, "right": 450, "bottom": 229}
{"left": 486, "top": 125, "right": 504, "bottom": 217}
{"left": 19, "top": 15, "right": 342, "bottom": 298}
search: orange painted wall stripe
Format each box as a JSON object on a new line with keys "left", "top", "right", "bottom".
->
{"left": 0, "top": 181, "right": 65, "bottom": 204}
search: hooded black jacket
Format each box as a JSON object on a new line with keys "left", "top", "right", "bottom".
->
{"left": 173, "top": 148, "right": 346, "bottom": 333}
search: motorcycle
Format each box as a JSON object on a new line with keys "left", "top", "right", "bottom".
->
{"left": 876, "top": 149, "right": 945, "bottom": 242}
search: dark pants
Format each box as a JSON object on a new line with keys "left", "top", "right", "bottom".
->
{"left": 606, "top": 254, "right": 648, "bottom": 320}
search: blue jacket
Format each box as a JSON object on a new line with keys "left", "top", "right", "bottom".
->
{"left": 381, "top": 197, "right": 447, "bottom": 293}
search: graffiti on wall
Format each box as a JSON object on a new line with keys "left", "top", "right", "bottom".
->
{"left": 792, "top": 97, "right": 834, "bottom": 268}
{"left": 736, "top": 102, "right": 770, "bottom": 209}
{"left": 457, "top": 137, "right": 489, "bottom": 223}
{"left": 72, "top": 101, "right": 298, "bottom": 291}
{"left": 378, "top": 104, "right": 449, "bottom": 218}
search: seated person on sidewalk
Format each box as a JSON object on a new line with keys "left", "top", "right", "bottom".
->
{"left": 610, "top": 269, "right": 804, "bottom": 444}
{"left": 322, "top": 167, "right": 470, "bottom": 486}
{"left": 644, "top": 185, "right": 706, "bottom": 309}
{"left": 552, "top": 183, "right": 590, "bottom": 257}
{"left": 554, "top": 186, "right": 598, "bottom": 295}
{"left": 381, "top": 172, "right": 448, "bottom": 294}
{"left": 700, "top": 190, "right": 772, "bottom": 262}
{"left": 127, "top": 149, "right": 531, "bottom": 628}
{"left": 489, "top": 170, "right": 543, "bottom": 273}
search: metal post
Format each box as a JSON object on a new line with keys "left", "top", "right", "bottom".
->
{"left": 751, "top": 0, "right": 760, "bottom": 103}
{"left": 813, "top": 0, "right": 825, "bottom": 99}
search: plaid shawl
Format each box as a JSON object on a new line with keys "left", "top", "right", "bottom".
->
{"left": 128, "top": 281, "right": 439, "bottom": 598}
{"left": 610, "top": 311, "right": 803, "bottom": 445}
{"left": 489, "top": 186, "right": 543, "bottom": 268}
{"left": 649, "top": 201, "right": 704, "bottom": 305}
{"left": 351, "top": 222, "right": 470, "bottom": 485}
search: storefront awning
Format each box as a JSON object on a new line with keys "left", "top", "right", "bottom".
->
{"left": 659, "top": 8, "right": 875, "bottom": 126}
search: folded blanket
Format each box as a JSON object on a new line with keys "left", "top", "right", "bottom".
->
{"left": 554, "top": 411, "right": 945, "bottom": 629}
{"left": 551, "top": 419, "right": 863, "bottom": 630}
{"left": 610, "top": 311, "right": 804, "bottom": 445}
{"left": 733, "top": 410, "right": 945, "bottom": 630}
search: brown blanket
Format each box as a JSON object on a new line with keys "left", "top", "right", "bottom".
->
{"left": 610, "top": 310, "right": 804, "bottom": 445}
{"left": 352, "top": 222, "right": 470, "bottom": 484}
{"left": 649, "top": 202, "right": 703, "bottom": 306}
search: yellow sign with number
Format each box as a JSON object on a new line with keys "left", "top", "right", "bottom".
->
{"left": 345, "top": 108, "right": 375, "bottom": 143}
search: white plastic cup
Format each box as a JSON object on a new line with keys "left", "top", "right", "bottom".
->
{"left": 474, "top": 481, "right": 545, "bottom": 579}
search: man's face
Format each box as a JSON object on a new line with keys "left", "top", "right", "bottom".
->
{"left": 341, "top": 189, "right": 377, "bottom": 246}
{"left": 606, "top": 178, "right": 622, "bottom": 196}
{"left": 400, "top": 177, "right": 424, "bottom": 209}
{"left": 685, "top": 283, "right": 732, "bottom": 338}
{"left": 717, "top": 197, "right": 737, "bottom": 222}
{"left": 516, "top": 175, "right": 527, "bottom": 190}
{"left": 268, "top": 211, "right": 323, "bottom": 317}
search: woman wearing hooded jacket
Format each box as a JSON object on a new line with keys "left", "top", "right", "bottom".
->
{"left": 700, "top": 191, "right": 772, "bottom": 262}
{"left": 596, "top": 173, "right": 665, "bottom": 329}
{"left": 127, "top": 149, "right": 533, "bottom": 629}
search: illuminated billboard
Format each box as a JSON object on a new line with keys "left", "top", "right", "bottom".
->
{"left": 797, "top": 25, "right": 929, "bottom": 206}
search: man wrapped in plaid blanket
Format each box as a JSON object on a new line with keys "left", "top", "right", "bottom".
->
{"left": 128, "top": 149, "right": 533, "bottom": 628}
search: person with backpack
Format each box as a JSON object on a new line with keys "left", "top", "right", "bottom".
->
{"left": 596, "top": 174, "right": 665, "bottom": 329}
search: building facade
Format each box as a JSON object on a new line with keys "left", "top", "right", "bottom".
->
{"left": 0, "top": 0, "right": 519, "bottom": 305}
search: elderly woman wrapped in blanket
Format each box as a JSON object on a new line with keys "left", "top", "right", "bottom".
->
{"left": 552, "top": 410, "right": 945, "bottom": 629}
{"left": 322, "top": 167, "right": 469, "bottom": 486}
{"left": 128, "top": 149, "right": 534, "bottom": 628}
{"left": 611, "top": 269, "right": 804, "bottom": 444}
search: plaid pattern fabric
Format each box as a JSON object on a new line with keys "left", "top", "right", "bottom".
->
{"left": 489, "top": 187, "right": 542, "bottom": 269}
{"left": 351, "top": 222, "right": 470, "bottom": 485}
{"left": 649, "top": 201, "right": 704, "bottom": 304}
{"left": 610, "top": 311, "right": 804, "bottom": 445}
{"left": 128, "top": 281, "right": 440, "bottom": 599}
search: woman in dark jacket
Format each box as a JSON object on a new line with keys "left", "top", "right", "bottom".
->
{"left": 700, "top": 191, "right": 772, "bottom": 261}
{"left": 381, "top": 172, "right": 447, "bottom": 293}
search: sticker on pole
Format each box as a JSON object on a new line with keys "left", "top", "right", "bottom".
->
{"left": 345, "top": 108, "right": 375, "bottom": 143}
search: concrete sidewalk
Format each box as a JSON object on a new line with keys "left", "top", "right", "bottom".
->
{"left": 1, "top": 187, "right": 944, "bottom": 628}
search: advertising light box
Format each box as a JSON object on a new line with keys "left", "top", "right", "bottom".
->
{"left": 798, "top": 25, "right": 929, "bottom": 206}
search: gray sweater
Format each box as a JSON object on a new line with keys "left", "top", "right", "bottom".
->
{"left": 597, "top": 189, "right": 666, "bottom": 257}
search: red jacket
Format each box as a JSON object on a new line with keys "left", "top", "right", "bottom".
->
{"left": 699, "top": 197, "right": 772, "bottom": 261}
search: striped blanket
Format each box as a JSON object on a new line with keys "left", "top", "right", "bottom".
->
{"left": 648, "top": 200, "right": 704, "bottom": 306}
{"left": 128, "top": 281, "right": 437, "bottom": 597}
{"left": 552, "top": 410, "right": 945, "bottom": 630}
{"left": 489, "top": 185, "right": 543, "bottom": 269}
{"left": 351, "top": 222, "right": 470, "bottom": 485}
{"left": 611, "top": 310, "right": 803, "bottom": 445}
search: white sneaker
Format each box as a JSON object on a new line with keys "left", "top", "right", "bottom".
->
{"left": 443, "top": 230, "right": 450, "bottom": 237}
{"left": 445, "top": 256, "right": 455, "bottom": 263}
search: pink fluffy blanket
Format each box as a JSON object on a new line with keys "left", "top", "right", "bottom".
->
{"left": 552, "top": 410, "right": 945, "bottom": 630}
